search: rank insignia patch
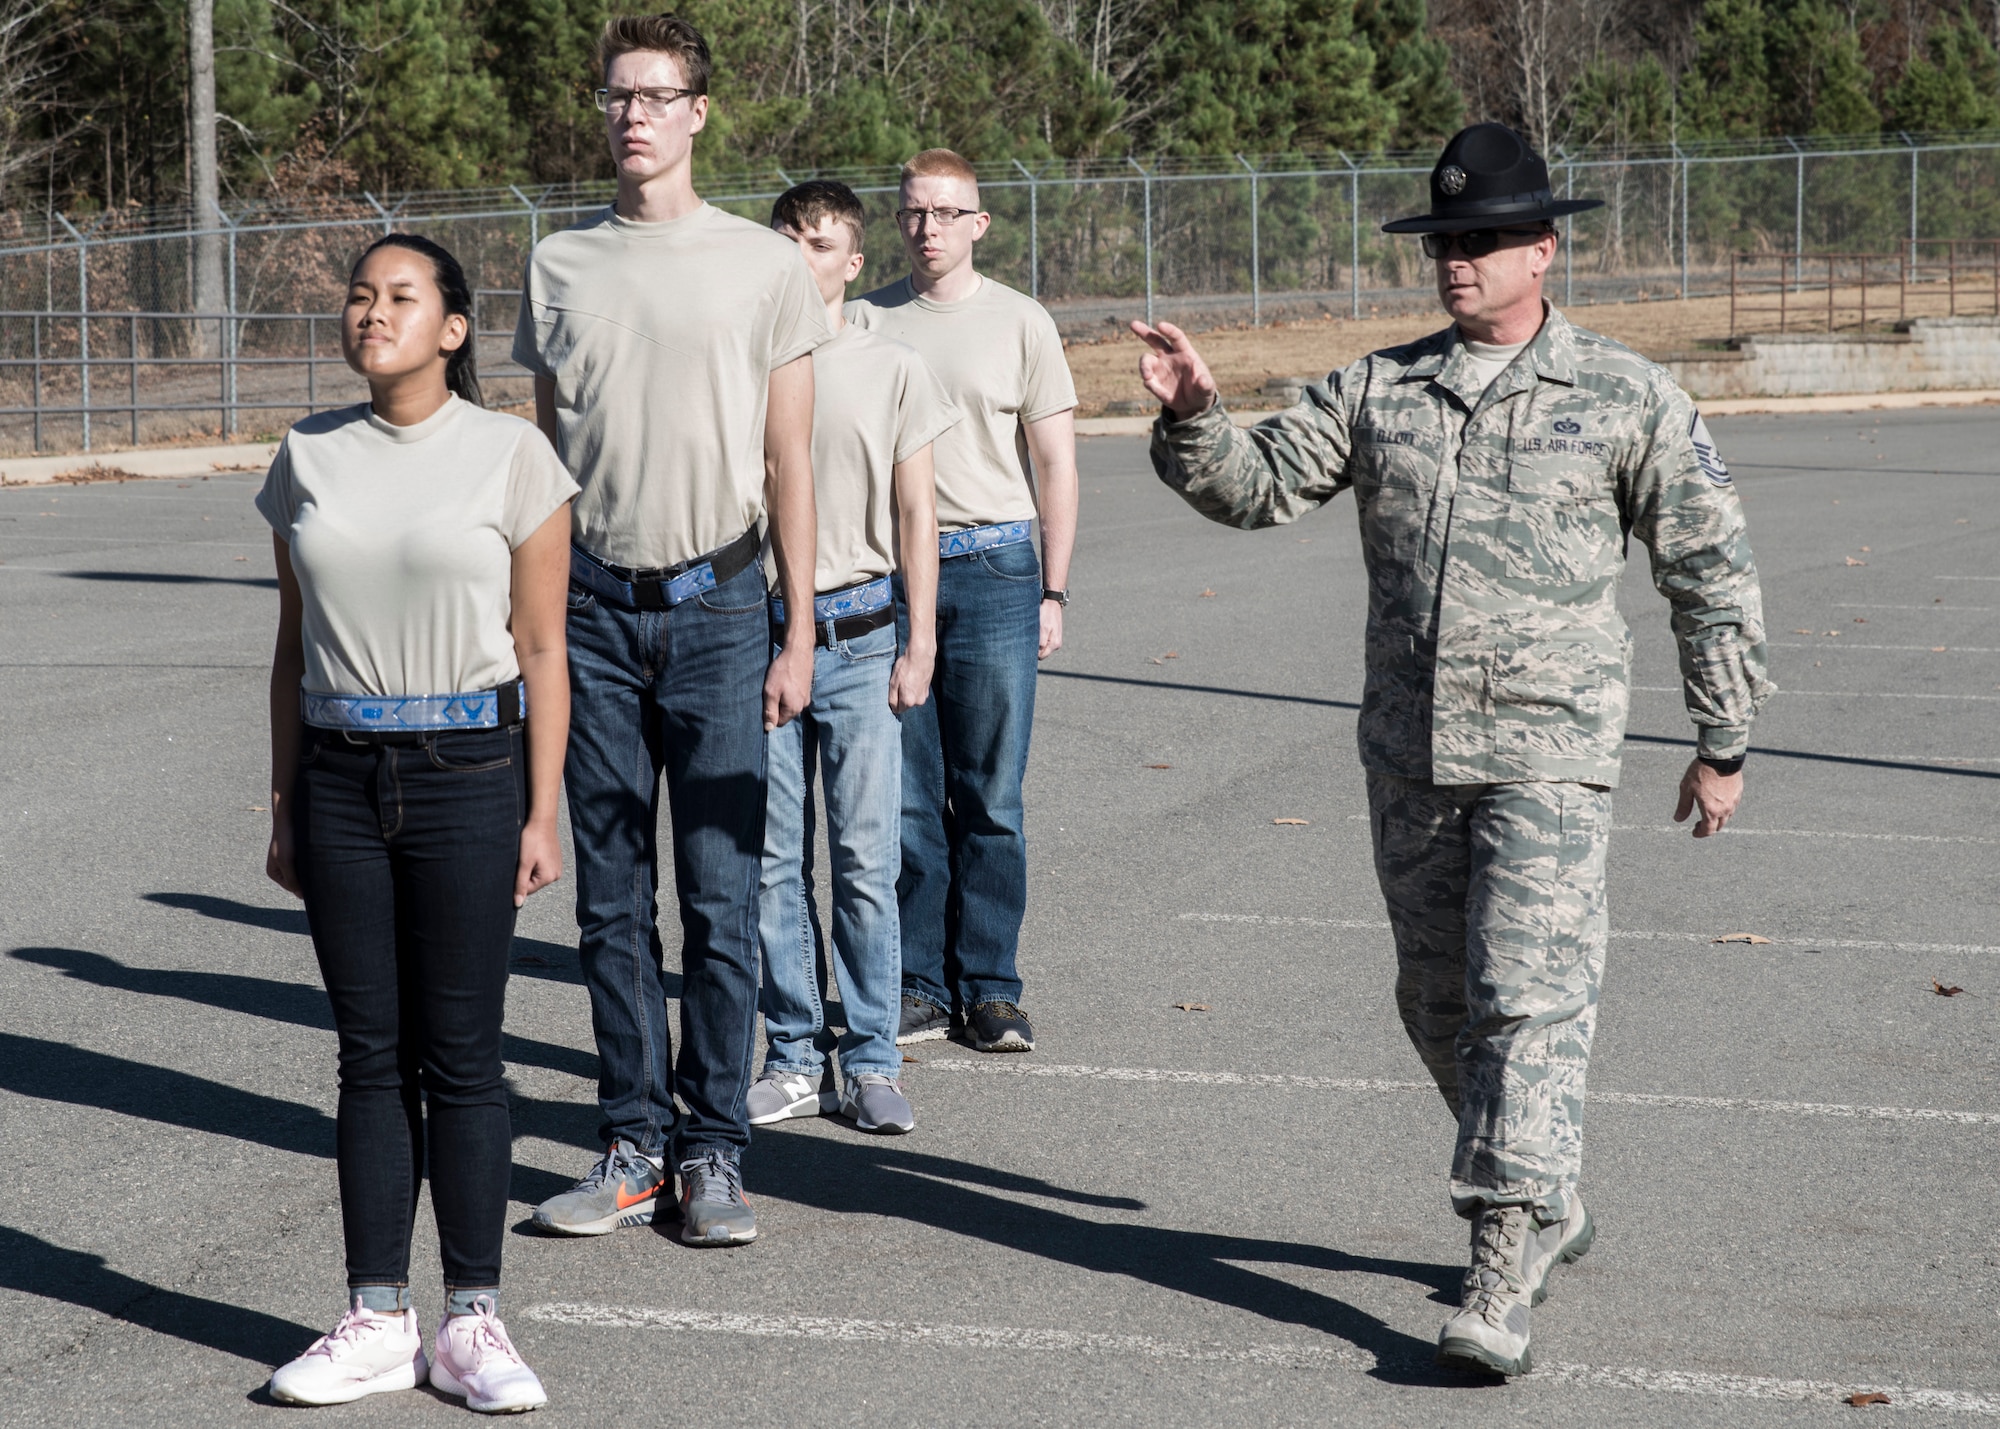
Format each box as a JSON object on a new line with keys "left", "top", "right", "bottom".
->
{"left": 1690, "top": 411, "right": 1731, "bottom": 485}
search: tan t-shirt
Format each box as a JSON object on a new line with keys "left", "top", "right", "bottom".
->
{"left": 512, "top": 203, "right": 830, "bottom": 568}
{"left": 255, "top": 396, "right": 578, "bottom": 697}
{"left": 789, "top": 324, "right": 959, "bottom": 593}
{"left": 846, "top": 274, "right": 1076, "bottom": 531}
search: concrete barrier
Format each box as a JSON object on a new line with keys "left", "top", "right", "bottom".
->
{"left": 1665, "top": 316, "right": 2000, "bottom": 400}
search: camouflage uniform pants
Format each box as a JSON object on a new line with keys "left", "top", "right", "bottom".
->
{"left": 1365, "top": 772, "right": 1611, "bottom": 1221}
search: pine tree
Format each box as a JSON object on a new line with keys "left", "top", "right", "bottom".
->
{"left": 1682, "top": 0, "right": 1774, "bottom": 138}
{"left": 1353, "top": 0, "right": 1461, "bottom": 148}
{"left": 1887, "top": 7, "right": 2000, "bottom": 132}
{"left": 1771, "top": 0, "right": 1879, "bottom": 135}
{"left": 473, "top": 0, "right": 612, "bottom": 184}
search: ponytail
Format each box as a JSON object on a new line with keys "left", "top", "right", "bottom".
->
{"left": 350, "top": 233, "right": 483, "bottom": 408}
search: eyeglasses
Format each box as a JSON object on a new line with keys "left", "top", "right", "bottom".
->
{"left": 1421, "top": 228, "right": 1551, "bottom": 260}
{"left": 895, "top": 206, "right": 980, "bottom": 231}
{"left": 594, "top": 86, "right": 699, "bottom": 119}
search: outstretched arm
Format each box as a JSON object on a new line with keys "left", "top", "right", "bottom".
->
{"left": 1135, "top": 320, "right": 1356, "bottom": 530}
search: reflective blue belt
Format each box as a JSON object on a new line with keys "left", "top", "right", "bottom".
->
{"left": 939, "top": 520, "right": 1031, "bottom": 559}
{"left": 569, "top": 529, "right": 761, "bottom": 611}
{"left": 302, "top": 681, "right": 526, "bottom": 733}
{"left": 768, "top": 575, "right": 894, "bottom": 627}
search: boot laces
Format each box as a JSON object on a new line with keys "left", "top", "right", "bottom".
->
{"left": 1465, "top": 1210, "right": 1528, "bottom": 1324}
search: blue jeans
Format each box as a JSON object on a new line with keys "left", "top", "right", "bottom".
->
{"left": 564, "top": 558, "right": 768, "bottom": 1162}
{"left": 895, "top": 541, "right": 1042, "bottom": 1014}
{"left": 293, "top": 724, "right": 522, "bottom": 1296}
{"left": 757, "top": 621, "right": 904, "bottom": 1082}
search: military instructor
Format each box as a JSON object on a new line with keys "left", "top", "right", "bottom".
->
{"left": 1133, "top": 123, "right": 1774, "bottom": 1378}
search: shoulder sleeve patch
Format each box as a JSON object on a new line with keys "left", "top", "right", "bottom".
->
{"left": 1690, "top": 411, "right": 1731, "bottom": 486}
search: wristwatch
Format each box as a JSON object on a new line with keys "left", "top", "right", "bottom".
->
{"left": 1041, "top": 587, "right": 1070, "bottom": 607}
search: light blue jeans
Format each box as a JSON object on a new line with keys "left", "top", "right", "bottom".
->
{"left": 757, "top": 621, "right": 904, "bottom": 1083}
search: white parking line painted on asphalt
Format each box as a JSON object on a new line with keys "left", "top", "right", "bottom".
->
{"left": 1176, "top": 911, "right": 2000, "bottom": 955}
{"left": 1937, "top": 575, "right": 2000, "bottom": 582}
{"left": 1613, "top": 824, "right": 2000, "bottom": 845}
{"left": 1771, "top": 642, "right": 1998, "bottom": 653}
{"left": 1633, "top": 683, "right": 2000, "bottom": 701}
{"left": 1832, "top": 603, "right": 1995, "bottom": 612}
{"left": 918, "top": 1057, "right": 2000, "bottom": 1126}
{"left": 522, "top": 1303, "right": 2000, "bottom": 1415}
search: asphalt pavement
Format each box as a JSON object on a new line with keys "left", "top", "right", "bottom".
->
{"left": 1, "top": 405, "right": 1996, "bottom": 1426}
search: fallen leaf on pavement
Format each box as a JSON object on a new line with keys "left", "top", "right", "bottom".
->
{"left": 1199, "top": 588, "right": 1216, "bottom": 598}
{"left": 234, "top": 556, "right": 248, "bottom": 562}
{"left": 1844, "top": 556, "right": 1867, "bottom": 566}
{"left": 1852, "top": 617, "right": 1867, "bottom": 623}
{"left": 1846, "top": 1392, "right": 1891, "bottom": 1406}
{"left": 1860, "top": 546, "right": 1871, "bottom": 552}
{"left": 1932, "top": 646, "right": 1948, "bottom": 652}
{"left": 1272, "top": 817, "right": 1309, "bottom": 826}
{"left": 1823, "top": 630, "right": 1841, "bottom": 637}
{"left": 1792, "top": 628, "right": 1814, "bottom": 634}
{"left": 1712, "top": 933, "right": 1774, "bottom": 945}
{"left": 1172, "top": 1002, "right": 1211, "bottom": 1012}
{"left": 247, "top": 804, "right": 267, "bottom": 812}
{"left": 903, "top": 1054, "right": 921, "bottom": 1063}
{"left": 1933, "top": 980, "right": 1964, "bottom": 997}
{"left": 1143, "top": 763, "right": 1172, "bottom": 769}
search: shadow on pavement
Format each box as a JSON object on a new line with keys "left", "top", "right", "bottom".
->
{"left": 0, "top": 1225, "right": 318, "bottom": 1367}
{"left": 0, "top": 1030, "right": 576, "bottom": 1204}
{"left": 62, "top": 569, "right": 280, "bottom": 589}
{"left": 745, "top": 1125, "right": 1473, "bottom": 1385}
{"left": 139, "top": 892, "right": 615, "bottom": 989}
{"left": 8, "top": 944, "right": 600, "bottom": 1081}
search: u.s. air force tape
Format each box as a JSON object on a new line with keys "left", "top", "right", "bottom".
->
{"left": 1690, "top": 411, "right": 1731, "bottom": 486}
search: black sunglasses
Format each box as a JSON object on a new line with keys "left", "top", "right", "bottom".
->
{"left": 1421, "top": 228, "right": 1551, "bottom": 260}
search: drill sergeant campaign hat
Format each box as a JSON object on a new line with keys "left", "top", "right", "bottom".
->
{"left": 1381, "top": 122, "right": 1604, "bottom": 235}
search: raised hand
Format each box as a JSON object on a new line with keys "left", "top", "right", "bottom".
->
{"left": 1131, "top": 320, "right": 1219, "bottom": 421}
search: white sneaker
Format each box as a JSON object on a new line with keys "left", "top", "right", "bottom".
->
{"left": 744, "top": 1069, "right": 835, "bottom": 1126}
{"left": 430, "top": 1297, "right": 548, "bottom": 1414}
{"left": 268, "top": 1300, "right": 427, "bottom": 1405}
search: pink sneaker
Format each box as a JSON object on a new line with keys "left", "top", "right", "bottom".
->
{"left": 430, "top": 1297, "right": 548, "bottom": 1414}
{"left": 268, "top": 1301, "right": 427, "bottom": 1405}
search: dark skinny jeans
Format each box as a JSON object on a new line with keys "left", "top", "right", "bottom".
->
{"left": 294, "top": 723, "right": 522, "bottom": 1298}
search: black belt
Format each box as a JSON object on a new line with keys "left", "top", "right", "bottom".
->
{"left": 571, "top": 528, "right": 761, "bottom": 612}
{"left": 795, "top": 605, "right": 896, "bottom": 648}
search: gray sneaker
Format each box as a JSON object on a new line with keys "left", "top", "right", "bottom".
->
{"left": 745, "top": 1069, "right": 835, "bottom": 1126}
{"left": 678, "top": 1149, "right": 757, "bottom": 1246}
{"left": 840, "top": 1073, "right": 915, "bottom": 1134}
{"left": 1526, "top": 1195, "right": 1594, "bottom": 1306}
{"left": 532, "top": 1139, "right": 666, "bottom": 1237}
{"left": 896, "top": 996, "right": 950, "bottom": 1045}
{"left": 1436, "top": 1206, "right": 1536, "bottom": 1376}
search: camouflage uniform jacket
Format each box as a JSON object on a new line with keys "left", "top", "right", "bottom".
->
{"left": 1150, "top": 306, "right": 1773, "bottom": 787}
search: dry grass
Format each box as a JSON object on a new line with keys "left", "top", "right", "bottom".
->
{"left": 1066, "top": 293, "right": 1746, "bottom": 415}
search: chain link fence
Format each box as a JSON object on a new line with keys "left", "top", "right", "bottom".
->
{"left": 3, "top": 131, "right": 1998, "bottom": 455}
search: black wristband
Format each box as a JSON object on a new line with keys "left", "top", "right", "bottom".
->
{"left": 1698, "top": 755, "right": 1746, "bottom": 776}
{"left": 1041, "top": 587, "right": 1070, "bottom": 607}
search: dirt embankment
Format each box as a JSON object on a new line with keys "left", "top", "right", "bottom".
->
{"left": 1066, "top": 293, "right": 1739, "bottom": 416}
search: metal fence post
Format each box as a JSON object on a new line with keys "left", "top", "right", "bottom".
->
{"left": 54, "top": 212, "right": 88, "bottom": 452}
{"left": 1679, "top": 145, "right": 1690, "bottom": 300}
{"left": 1341, "top": 152, "right": 1360, "bottom": 319}
{"left": 1900, "top": 132, "right": 1918, "bottom": 251}
{"left": 1128, "top": 158, "right": 1153, "bottom": 326}
{"left": 1786, "top": 137, "right": 1804, "bottom": 289}
{"left": 219, "top": 208, "right": 239, "bottom": 438}
{"left": 1235, "top": 154, "right": 1260, "bottom": 326}
{"left": 509, "top": 184, "right": 541, "bottom": 249}
{"left": 363, "top": 192, "right": 393, "bottom": 236}
{"left": 1011, "top": 160, "right": 1039, "bottom": 298}
{"left": 1558, "top": 152, "right": 1574, "bottom": 306}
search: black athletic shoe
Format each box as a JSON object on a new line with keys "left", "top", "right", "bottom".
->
{"left": 896, "top": 996, "right": 951, "bottom": 1046}
{"left": 965, "top": 1001, "right": 1034, "bottom": 1053}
